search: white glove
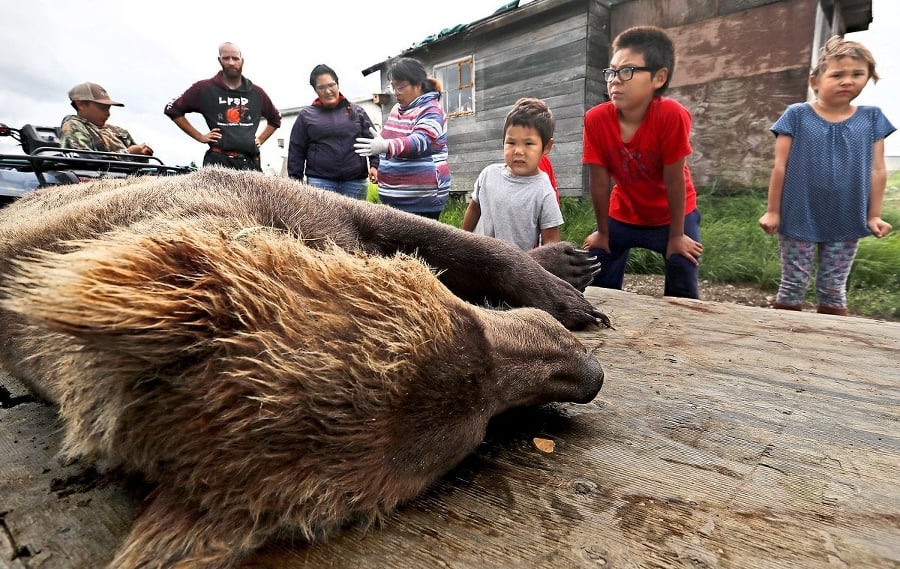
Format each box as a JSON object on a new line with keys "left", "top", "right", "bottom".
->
{"left": 354, "top": 127, "right": 389, "bottom": 157}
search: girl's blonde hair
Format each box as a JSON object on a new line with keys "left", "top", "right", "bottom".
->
{"left": 812, "top": 35, "right": 879, "bottom": 82}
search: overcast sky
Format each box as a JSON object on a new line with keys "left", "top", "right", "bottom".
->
{"left": 1, "top": 0, "right": 897, "bottom": 166}
{"left": 845, "top": 0, "right": 899, "bottom": 155}
{"left": 0, "top": 1, "right": 504, "bottom": 166}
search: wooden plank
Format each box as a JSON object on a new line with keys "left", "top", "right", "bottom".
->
{"left": 0, "top": 368, "right": 31, "bottom": 402}
{"left": 450, "top": 115, "right": 584, "bottom": 148}
{"left": 431, "top": 5, "right": 592, "bottom": 199}
{"left": 719, "top": 0, "right": 785, "bottom": 16}
{"left": 663, "top": 1, "right": 817, "bottom": 89}
{"left": 0, "top": 370, "right": 135, "bottom": 569}
{"left": 453, "top": 82, "right": 588, "bottom": 131}
{"left": 603, "top": 0, "right": 818, "bottom": 190}
{"left": 474, "top": 18, "right": 588, "bottom": 69}
{"left": 672, "top": 67, "right": 809, "bottom": 188}
{"left": 440, "top": 0, "right": 586, "bottom": 68}
{"left": 248, "top": 289, "right": 900, "bottom": 567}
{"left": 2, "top": 290, "right": 898, "bottom": 568}
{"left": 379, "top": 0, "right": 830, "bottom": 211}
{"left": 612, "top": 0, "right": 719, "bottom": 31}
{"left": 446, "top": 84, "right": 590, "bottom": 197}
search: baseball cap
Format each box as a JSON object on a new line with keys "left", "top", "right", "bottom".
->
{"left": 67, "top": 82, "right": 124, "bottom": 106}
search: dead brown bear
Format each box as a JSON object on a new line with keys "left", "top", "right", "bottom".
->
{"left": 0, "top": 168, "right": 606, "bottom": 568}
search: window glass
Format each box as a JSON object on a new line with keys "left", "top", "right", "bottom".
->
{"left": 434, "top": 56, "right": 474, "bottom": 117}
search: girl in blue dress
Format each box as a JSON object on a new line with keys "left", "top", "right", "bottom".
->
{"left": 759, "top": 36, "right": 895, "bottom": 315}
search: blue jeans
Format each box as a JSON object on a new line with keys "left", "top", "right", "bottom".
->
{"left": 588, "top": 209, "right": 702, "bottom": 299}
{"left": 306, "top": 177, "right": 368, "bottom": 200}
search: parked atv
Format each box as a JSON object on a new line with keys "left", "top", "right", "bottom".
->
{"left": 0, "top": 123, "right": 194, "bottom": 207}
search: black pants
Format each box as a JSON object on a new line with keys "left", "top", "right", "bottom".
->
{"left": 203, "top": 150, "right": 262, "bottom": 171}
{"left": 589, "top": 209, "right": 702, "bottom": 299}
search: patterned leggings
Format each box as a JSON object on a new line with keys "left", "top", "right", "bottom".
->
{"left": 776, "top": 237, "right": 859, "bottom": 308}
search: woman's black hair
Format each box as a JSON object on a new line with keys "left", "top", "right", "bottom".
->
{"left": 387, "top": 58, "right": 442, "bottom": 96}
{"left": 309, "top": 64, "right": 356, "bottom": 121}
{"left": 309, "top": 64, "right": 338, "bottom": 88}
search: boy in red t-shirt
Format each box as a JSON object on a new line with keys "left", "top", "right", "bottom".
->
{"left": 582, "top": 26, "right": 703, "bottom": 298}
{"left": 538, "top": 155, "right": 560, "bottom": 203}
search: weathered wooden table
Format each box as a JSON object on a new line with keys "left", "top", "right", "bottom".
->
{"left": 2, "top": 288, "right": 898, "bottom": 568}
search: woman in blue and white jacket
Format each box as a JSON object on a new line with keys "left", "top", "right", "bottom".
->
{"left": 355, "top": 58, "right": 450, "bottom": 218}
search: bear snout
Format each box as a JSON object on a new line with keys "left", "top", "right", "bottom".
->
{"left": 540, "top": 349, "right": 604, "bottom": 406}
{"left": 575, "top": 354, "right": 605, "bottom": 403}
{"left": 568, "top": 350, "right": 604, "bottom": 403}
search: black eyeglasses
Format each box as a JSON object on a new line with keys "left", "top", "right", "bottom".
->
{"left": 315, "top": 82, "right": 338, "bottom": 93}
{"left": 602, "top": 66, "right": 657, "bottom": 82}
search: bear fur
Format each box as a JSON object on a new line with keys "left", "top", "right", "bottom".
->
{"left": 0, "top": 168, "right": 606, "bottom": 568}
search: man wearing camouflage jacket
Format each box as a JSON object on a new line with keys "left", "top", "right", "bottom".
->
{"left": 59, "top": 82, "right": 153, "bottom": 156}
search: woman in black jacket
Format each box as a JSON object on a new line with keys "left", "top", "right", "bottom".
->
{"left": 287, "top": 64, "right": 379, "bottom": 199}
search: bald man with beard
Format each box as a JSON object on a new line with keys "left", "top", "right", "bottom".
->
{"left": 164, "top": 42, "right": 282, "bottom": 171}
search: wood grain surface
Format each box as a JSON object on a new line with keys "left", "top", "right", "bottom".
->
{"left": 2, "top": 288, "right": 897, "bottom": 568}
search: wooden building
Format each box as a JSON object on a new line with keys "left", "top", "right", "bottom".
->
{"left": 361, "top": 0, "right": 873, "bottom": 197}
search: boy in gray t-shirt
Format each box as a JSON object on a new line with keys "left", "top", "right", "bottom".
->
{"left": 461, "top": 98, "right": 563, "bottom": 250}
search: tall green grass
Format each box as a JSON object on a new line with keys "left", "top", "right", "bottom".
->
{"left": 438, "top": 177, "right": 900, "bottom": 320}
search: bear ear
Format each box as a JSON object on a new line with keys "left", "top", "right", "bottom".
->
{"left": 1, "top": 226, "right": 229, "bottom": 367}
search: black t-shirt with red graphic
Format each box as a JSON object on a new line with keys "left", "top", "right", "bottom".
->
{"left": 164, "top": 71, "right": 281, "bottom": 156}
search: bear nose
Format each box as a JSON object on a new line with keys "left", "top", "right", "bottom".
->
{"left": 571, "top": 351, "right": 604, "bottom": 403}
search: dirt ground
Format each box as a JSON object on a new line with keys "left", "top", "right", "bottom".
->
{"left": 621, "top": 273, "right": 775, "bottom": 309}
{"left": 620, "top": 274, "right": 894, "bottom": 321}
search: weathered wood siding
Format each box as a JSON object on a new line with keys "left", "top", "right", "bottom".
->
{"left": 583, "top": 0, "right": 613, "bottom": 194}
{"left": 612, "top": 0, "right": 818, "bottom": 189}
{"left": 377, "top": 0, "right": 607, "bottom": 198}
{"left": 366, "top": 0, "right": 865, "bottom": 197}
